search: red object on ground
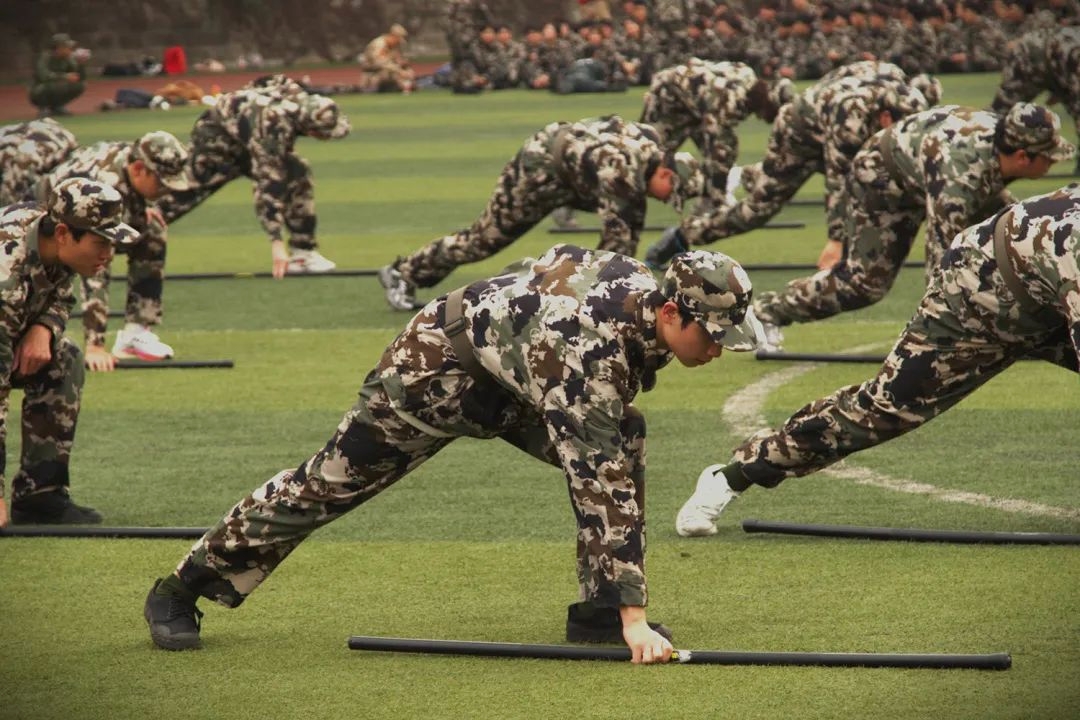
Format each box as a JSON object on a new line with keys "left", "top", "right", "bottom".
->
{"left": 163, "top": 46, "right": 188, "bottom": 75}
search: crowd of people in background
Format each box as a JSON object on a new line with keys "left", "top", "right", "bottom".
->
{"left": 439, "top": 0, "right": 1077, "bottom": 95}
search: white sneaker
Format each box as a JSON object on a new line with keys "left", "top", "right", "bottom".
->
{"left": 675, "top": 464, "right": 741, "bottom": 537}
{"left": 286, "top": 249, "right": 337, "bottom": 273}
{"left": 377, "top": 263, "right": 419, "bottom": 312}
{"left": 112, "top": 325, "right": 174, "bottom": 361}
{"left": 759, "top": 322, "right": 785, "bottom": 352}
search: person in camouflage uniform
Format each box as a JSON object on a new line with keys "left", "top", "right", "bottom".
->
{"left": 991, "top": 25, "right": 1080, "bottom": 174}
{"left": 752, "top": 103, "right": 1075, "bottom": 350}
{"left": 446, "top": 0, "right": 494, "bottom": 64}
{"left": 639, "top": 59, "right": 779, "bottom": 211}
{"left": 0, "top": 118, "right": 78, "bottom": 207}
{"left": 0, "top": 178, "right": 138, "bottom": 527}
{"left": 28, "top": 33, "right": 87, "bottom": 118}
{"left": 377, "top": 116, "right": 702, "bottom": 311}
{"left": 676, "top": 182, "right": 1080, "bottom": 536}
{"left": 643, "top": 68, "right": 929, "bottom": 270}
{"left": 36, "top": 131, "right": 192, "bottom": 371}
{"left": 360, "top": 24, "right": 416, "bottom": 93}
{"left": 143, "top": 243, "right": 763, "bottom": 658}
{"left": 153, "top": 84, "right": 351, "bottom": 278}
{"left": 451, "top": 23, "right": 511, "bottom": 93}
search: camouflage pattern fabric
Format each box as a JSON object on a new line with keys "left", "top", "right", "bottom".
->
{"left": 37, "top": 139, "right": 178, "bottom": 347}
{"left": 991, "top": 27, "right": 1080, "bottom": 159}
{"left": 445, "top": 0, "right": 493, "bottom": 63}
{"left": 731, "top": 184, "right": 1080, "bottom": 489}
{"left": 753, "top": 103, "right": 1075, "bottom": 328}
{"left": 639, "top": 59, "right": 759, "bottom": 208}
{"left": 396, "top": 116, "right": 669, "bottom": 290}
{"left": 681, "top": 73, "right": 928, "bottom": 247}
{"left": 0, "top": 118, "right": 78, "bottom": 206}
{"left": 175, "top": 244, "right": 679, "bottom": 610}
{"left": 155, "top": 85, "right": 350, "bottom": 250}
{"left": 0, "top": 203, "right": 83, "bottom": 500}
{"left": 29, "top": 50, "right": 85, "bottom": 111}
{"left": 361, "top": 34, "right": 415, "bottom": 92}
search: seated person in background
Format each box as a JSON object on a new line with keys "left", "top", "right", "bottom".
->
{"left": 361, "top": 24, "right": 416, "bottom": 93}
{"left": 29, "top": 33, "right": 88, "bottom": 118}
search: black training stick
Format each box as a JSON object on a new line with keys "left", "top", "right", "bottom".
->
{"left": 120, "top": 269, "right": 379, "bottom": 282}
{"left": 0, "top": 525, "right": 208, "bottom": 539}
{"left": 755, "top": 350, "right": 886, "bottom": 363}
{"left": 346, "top": 636, "right": 1011, "bottom": 669}
{"left": 743, "top": 519, "right": 1080, "bottom": 546}
{"left": 111, "top": 359, "right": 234, "bottom": 369}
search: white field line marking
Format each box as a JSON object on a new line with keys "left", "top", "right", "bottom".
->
{"left": 725, "top": 345, "right": 1080, "bottom": 521}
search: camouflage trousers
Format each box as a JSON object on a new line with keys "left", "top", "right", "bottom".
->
{"left": 175, "top": 294, "right": 648, "bottom": 609}
{"left": 80, "top": 222, "right": 167, "bottom": 348}
{"left": 753, "top": 143, "right": 925, "bottom": 327}
{"left": 639, "top": 97, "right": 740, "bottom": 208}
{"left": 155, "top": 117, "right": 319, "bottom": 251}
{"left": 363, "top": 63, "right": 416, "bottom": 92}
{"left": 734, "top": 285, "right": 1077, "bottom": 488}
{"left": 398, "top": 129, "right": 592, "bottom": 289}
{"left": 0, "top": 336, "right": 84, "bottom": 500}
{"left": 682, "top": 103, "right": 828, "bottom": 247}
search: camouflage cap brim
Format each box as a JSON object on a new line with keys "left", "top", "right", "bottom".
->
{"left": 158, "top": 168, "right": 195, "bottom": 192}
{"left": 1045, "top": 137, "right": 1077, "bottom": 163}
{"left": 92, "top": 220, "right": 140, "bottom": 246}
{"left": 700, "top": 306, "right": 763, "bottom": 352}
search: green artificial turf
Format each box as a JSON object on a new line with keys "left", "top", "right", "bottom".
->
{"left": 0, "top": 71, "right": 1077, "bottom": 720}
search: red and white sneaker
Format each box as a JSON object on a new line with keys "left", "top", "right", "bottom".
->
{"left": 286, "top": 249, "right": 337, "bottom": 273}
{"left": 112, "top": 324, "right": 174, "bottom": 361}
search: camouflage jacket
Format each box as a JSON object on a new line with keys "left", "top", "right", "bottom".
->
{"left": 374, "top": 244, "right": 674, "bottom": 606}
{"left": 0, "top": 203, "right": 76, "bottom": 371}
{"left": 32, "top": 51, "right": 85, "bottom": 86}
{"left": 445, "top": 0, "right": 493, "bottom": 57}
{"left": 531, "top": 116, "right": 667, "bottom": 256}
{"left": 362, "top": 35, "right": 409, "bottom": 71}
{"left": 35, "top": 141, "right": 149, "bottom": 237}
{"left": 871, "top": 106, "right": 1013, "bottom": 257}
{"left": 0, "top": 118, "right": 78, "bottom": 206}
{"left": 792, "top": 75, "right": 927, "bottom": 220}
{"left": 933, "top": 184, "right": 1080, "bottom": 355}
{"left": 200, "top": 89, "right": 320, "bottom": 241}
{"left": 645, "top": 59, "right": 758, "bottom": 133}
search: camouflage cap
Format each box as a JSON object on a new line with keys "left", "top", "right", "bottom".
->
{"left": 133, "top": 131, "right": 194, "bottom": 191}
{"left": 768, "top": 77, "right": 796, "bottom": 108}
{"left": 667, "top": 151, "right": 703, "bottom": 214}
{"left": 51, "top": 33, "right": 77, "bottom": 48}
{"left": 48, "top": 178, "right": 139, "bottom": 245}
{"left": 1003, "top": 103, "right": 1077, "bottom": 162}
{"left": 881, "top": 83, "right": 928, "bottom": 118}
{"left": 300, "top": 94, "right": 351, "bottom": 139}
{"left": 910, "top": 73, "right": 942, "bottom": 106}
{"left": 662, "top": 250, "right": 762, "bottom": 351}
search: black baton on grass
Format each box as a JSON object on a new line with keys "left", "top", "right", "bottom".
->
{"left": 347, "top": 636, "right": 1011, "bottom": 669}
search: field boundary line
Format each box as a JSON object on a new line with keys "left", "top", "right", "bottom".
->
{"left": 723, "top": 344, "right": 1080, "bottom": 520}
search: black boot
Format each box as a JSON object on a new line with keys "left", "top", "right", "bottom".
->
{"left": 10, "top": 489, "right": 102, "bottom": 524}
{"left": 144, "top": 577, "right": 204, "bottom": 650}
{"left": 643, "top": 227, "right": 689, "bottom": 272}
{"left": 565, "top": 601, "right": 673, "bottom": 644}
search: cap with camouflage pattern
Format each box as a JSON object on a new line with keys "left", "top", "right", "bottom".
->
{"left": 768, "top": 77, "right": 796, "bottom": 108}
{"left": 662, "top": 250, "right": 763, "bottom": 351}
{"left": 881, "top": 83, "right": 928, "bottom": 119}
{"left": 1003, "top": 103, "right": 1077, "bottom": 162}
{"left": 300, "top": 94, "right": 351, "bottom": 140}
{"left": 133, "top": 131, "right": 194, "bottom": 191}
{"left": 910, "top": 73, "right": 942, "bottom": 107}
{"left": 668, "top": 151, "right": 703, "bottom": 213}
{"left": 48, "top": 177, "right": 139, "bottom": 245}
